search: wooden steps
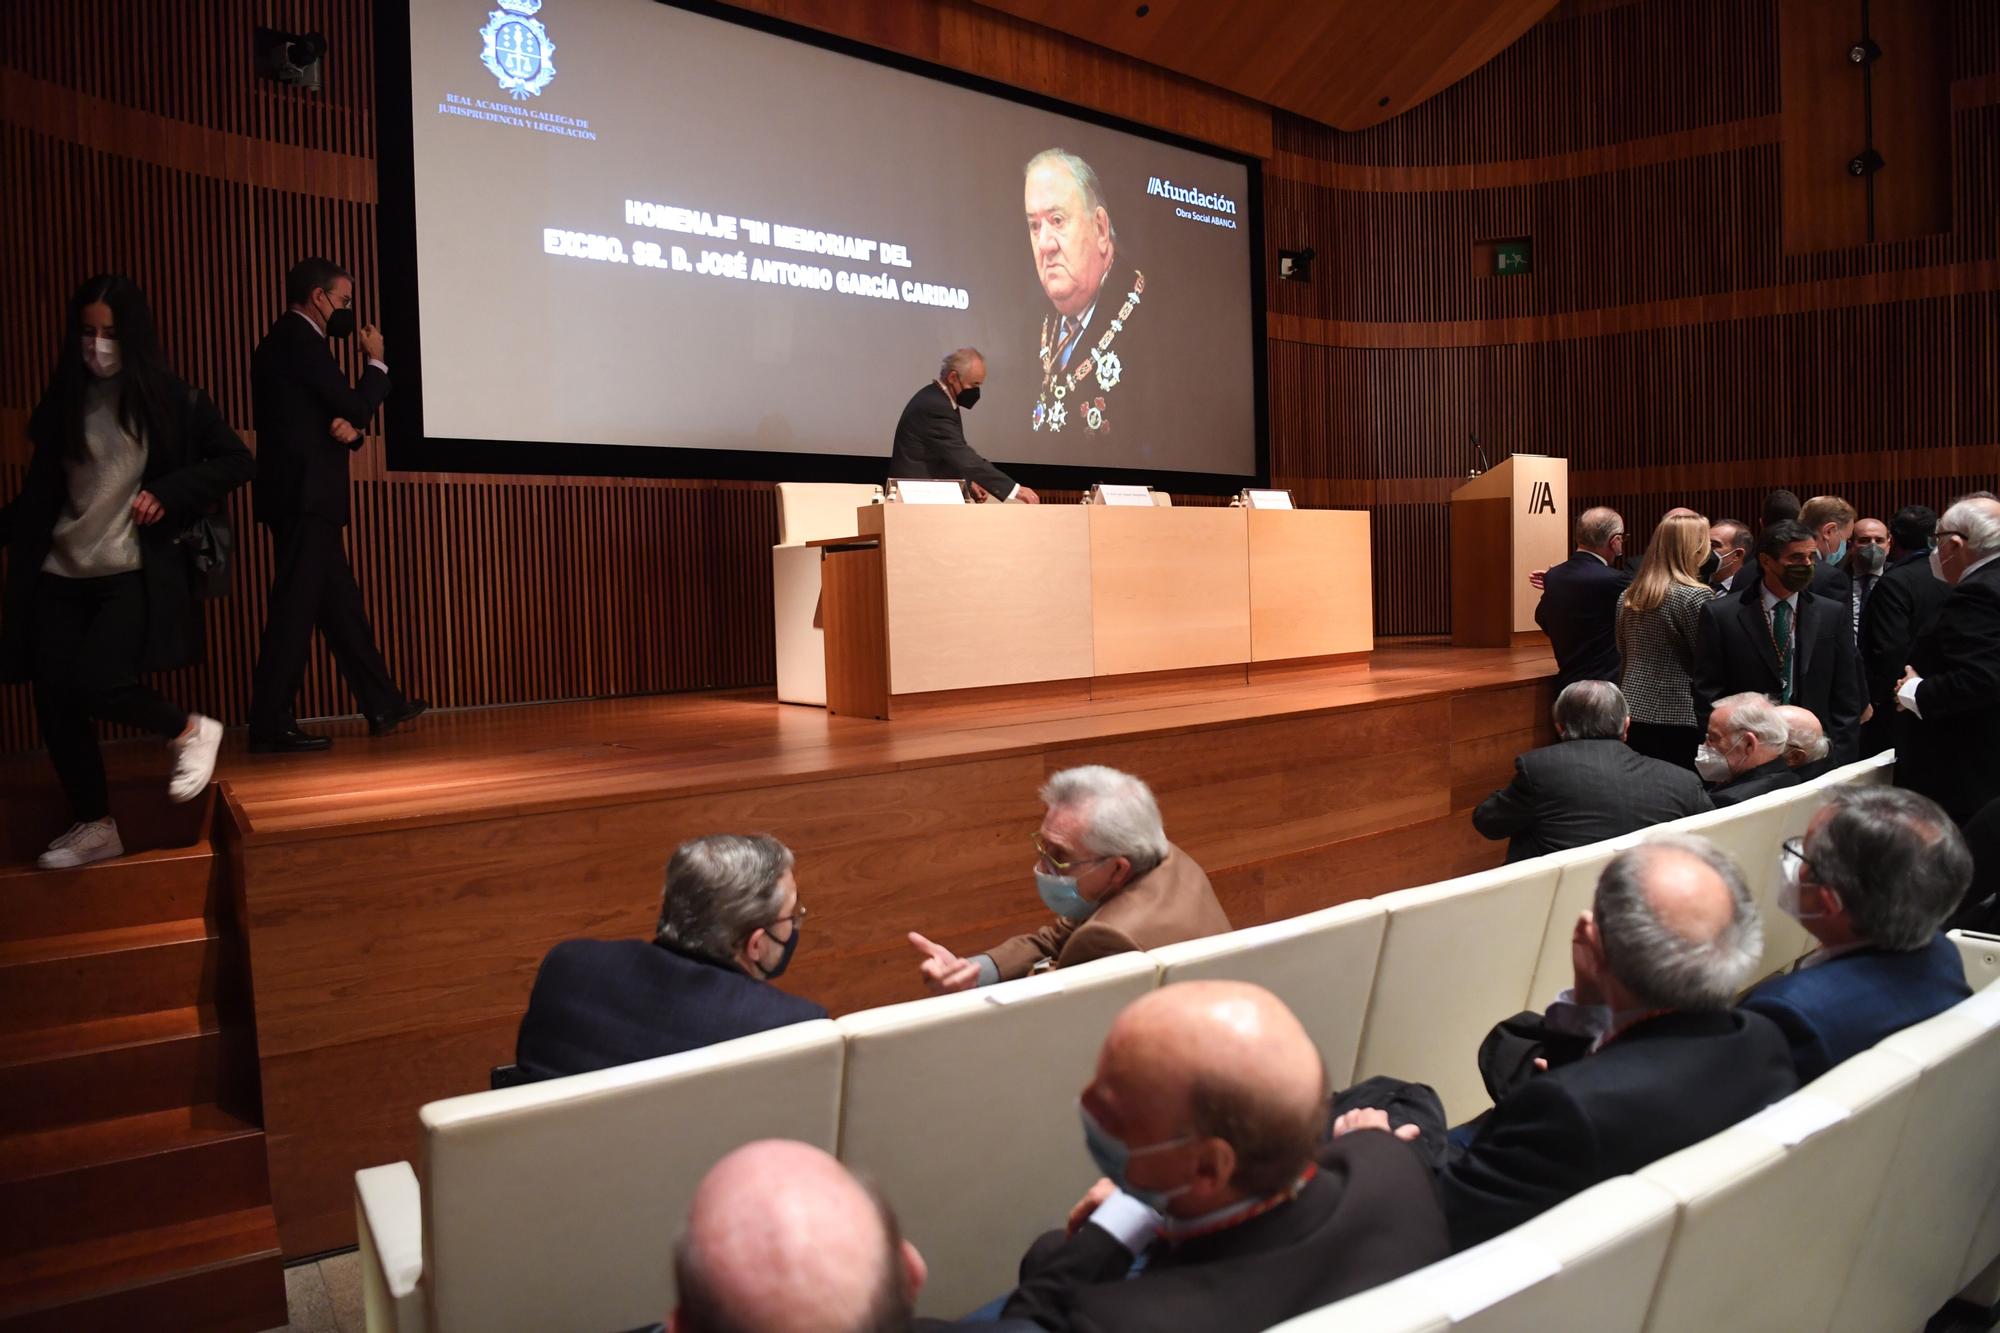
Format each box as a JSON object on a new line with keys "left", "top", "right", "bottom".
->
{"left": 0, "top": 784, "right": 284, "bottom": 1332}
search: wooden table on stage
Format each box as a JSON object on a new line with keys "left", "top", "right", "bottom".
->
{"left": 818, "top": 504, "right": 1373, "bottom": 717}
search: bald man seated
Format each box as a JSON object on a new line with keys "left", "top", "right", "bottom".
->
{"left": 1337, "top": 836, "right": 1797, "bottom": 1251}
{"left": 667, "top": 1140, "right": 1033, "bottom": 1333}
{"left": 999, "top": 981, "right": 1448, "bottom": 1332}
{"left": 1777, "top": 703, "right": 1833, "bottom": 779}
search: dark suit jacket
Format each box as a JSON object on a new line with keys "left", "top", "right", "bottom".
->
{"left": 888, "top": 381, "right": 1016, "bottom": 498}
{"left": 1473, "top": 738, "right": 1713, "bottom": 862}
{"left": 1534, "top": 552, "right": 1633, "bottom": 690}
{"left": 1709, "top": 754, "right": 1803, "bottom": 807}
{"left": 1810, "top": 556, "right": 1852, "bottom": 610}
{"left": 1860, "top": 551, "right": 1951, "bottom": 755}
{"left": 984, "top": 845, "right": 1230, "bottom": 981}
{"left": 1692, "top": 579, "right": 1866, "bottom": 762}
{"left": 1899, "top": 560, "right": 2000, "bottom": 824}
{"left": 250, "top": 312, "right": 390, "bottom": 527}
{"left": 1438, "top": 1009, "right": 1796, "bottom": 1251}
{"left": 513, "top": 938, "right": 826, "bottom": 1082}
{"left": 1742, "top": 933, "right": 1970, "bottom": 1082}
{"left": 1001, "top": 1131, "right": 1448, "bottom": 1333}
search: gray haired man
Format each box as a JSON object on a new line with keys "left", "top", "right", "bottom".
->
{"left": 1896, "top": 493, "right": 2000, "bottom": 823}
{"left": 512, "top": 834, "right": 824, "bottom": 1083}
{"left": 1473, "top": 680, "right": 1711, "bottom": 862}
{"left": 909, "top": 765, "right": 1229, "bottom": 992}
{"left": 1699, "top": 691, "right": 1803, "bottom": 807}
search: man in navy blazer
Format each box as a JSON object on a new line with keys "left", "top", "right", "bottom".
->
{"left": 1693, "top": 520, "right": 1866, "bottom": 763}
{"left": 1744, "top": 787, "right": 1974, "bottom": 1081}
{"left": 1534, "top": 508, "right": 1631, "bottom": 690}
{"left": 514, "top": 835, "right": 825, "bottom": 1082}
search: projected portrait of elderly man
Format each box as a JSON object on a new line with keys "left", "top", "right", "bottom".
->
{"left": 1024, "top": 147, "right": 1152, "bottom": 443}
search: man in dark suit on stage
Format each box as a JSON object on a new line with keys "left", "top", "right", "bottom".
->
{"left": 1896, "top": 495, "right": 2000, "bottom": 825}
{"left": 888, "top": 349, "right": 1038, "bottom": 504}
{"left": 1474, "top": 681, "right": 1710, "bottom": 862}
{"left": 514, "top": 834, "right": 824, "bottom": 1083}
{"left": 1534, "top": 507, "right": 1631, "bottom": 690}
{"left": 1338, "top": 836, "right": 1795, "bottom": 1252}
{"left": 1692, "top": 519, "right": 1865, "bottom": 763}
{"left": 1742, "top": 787, "right": 1972, "bottom": 1082}
{"left": 247, "top": 257, "right": 424, "bottom": 752}
{"left": 1861, "top": 505, "right": 1950, "bottom": 755}
{"left": 1002, "top": 981, "right": 1447, "bottom": 1332}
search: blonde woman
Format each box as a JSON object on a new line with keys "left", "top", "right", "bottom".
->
{"left": 1615, "top": 513, "right": 1718, "bottom": 768}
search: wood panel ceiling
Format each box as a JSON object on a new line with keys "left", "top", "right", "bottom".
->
{"left": 973, "top": 0, "right": 1561, "bottom": 133}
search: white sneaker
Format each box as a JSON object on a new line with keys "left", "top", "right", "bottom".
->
{"left": 38, "top": 818, "right": 124, "bottom": 870}
{"left": 168, "top": 714, "right": 224, "bottom": 803}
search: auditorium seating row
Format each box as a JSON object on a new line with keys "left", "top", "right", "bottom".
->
{"left": 353, "top": 751, "right": 2000, "bottom": 1333}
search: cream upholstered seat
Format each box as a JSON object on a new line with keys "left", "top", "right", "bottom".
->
{"left": 1149, "top": 898, "right": 1386, "bottom": 1087}
{"left": 355, "top": 1020, "right": 845, "bottom": 1333}
{"left": 1524, "top": 835, "right": 1644, "bottom": 1009}
{"left": 1657, "top": 786, "right": 1820, "bottom": 974}
{"left": 1830, "top": 978, "right": 2000, "bottom": 1332}
{"left": 772, "top": 482, "right": 882, "bottom": 706}
{"left": 1638, "top": 1049, "right": 1920, "bottom": 1333}
{"left": 1269, "top": 1175, "right": 1679, "bottom": 1333}
{"left": 833, "top": 952, "right": 1159, "bottom": 1317}
{"left": 1351, "top": 862, "right": 1562, "bottom": 1121}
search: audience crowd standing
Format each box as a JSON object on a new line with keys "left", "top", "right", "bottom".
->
{"left": 507, "top": 484, "right": 2000, "bottom": 1332}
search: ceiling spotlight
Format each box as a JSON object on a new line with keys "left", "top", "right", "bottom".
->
{"left": 1848, "top": 37, "right": 1881, "bottom": 65}
{"left": 1848, "top": 148, "right": 1885, "bottom": 176}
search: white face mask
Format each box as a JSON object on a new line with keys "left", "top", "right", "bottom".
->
{"left": 1930, "top": 547, "right": 1950, "bottom": 584}
{"left": 1693, "top": 742, "right": 1734, "bottom": 783}
{"left": 81, "top": 336, "right": 122, "bottom": 379}
{"left": 1776, "top": 845, "right": 1828, "bottom": 923}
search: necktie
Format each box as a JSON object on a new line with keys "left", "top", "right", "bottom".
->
{"left": 1772, "top": 600, "right": 1794, "bottom": 703}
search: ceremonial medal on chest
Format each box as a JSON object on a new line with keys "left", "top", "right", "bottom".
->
{"left": 1033, "top": 269, "right": 1143, "bottom": 434}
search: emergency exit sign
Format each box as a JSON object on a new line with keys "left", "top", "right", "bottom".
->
{"left": 1492, "top": 238, "right": 1532, "bottom": 275}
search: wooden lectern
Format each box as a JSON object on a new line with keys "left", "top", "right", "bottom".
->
{"left": 1449, "top": 454, "right": 1570, "bottom": 648}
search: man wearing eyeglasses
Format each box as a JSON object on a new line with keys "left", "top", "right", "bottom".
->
{"left": 513, "top": 833, "right": 823, "bottom": 1083}
{"left": 1741, "top": 787, "right": 1971, "bottom": 1081}
{"left": 1896, "top": 493, "right": 2000, "bottom": 824}
{"left": 908, "top": 765, "right": 1229, "bottom": 993}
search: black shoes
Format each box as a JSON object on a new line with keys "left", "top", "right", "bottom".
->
{"left": 249, "top": 728, "right": 333, "bottom": 754}
{"left": 367, "top": 698, "right": 430, "bottom": 737}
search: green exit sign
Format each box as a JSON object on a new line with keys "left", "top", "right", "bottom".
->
{"left": 1493, "top": 238, "right": 1532, "bottom": 275}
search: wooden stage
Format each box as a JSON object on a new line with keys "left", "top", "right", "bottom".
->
{"left": 3, "top": 638, "right": 1555, "bottom": 1259}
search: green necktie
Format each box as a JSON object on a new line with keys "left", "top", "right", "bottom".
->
{"left": 1772, "top": 600, "right": 1794, "bottom": 703}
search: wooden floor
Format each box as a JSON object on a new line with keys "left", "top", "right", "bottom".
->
{"left": 2, "top": 637, "right": 1558, "bottom": 1260}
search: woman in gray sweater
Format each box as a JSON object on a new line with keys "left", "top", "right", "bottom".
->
{"left": 0, "top": 275, "right": 255, "bottom": 868}
{"left": 1613, "top": 513, "right": 1718, "bottom": 770}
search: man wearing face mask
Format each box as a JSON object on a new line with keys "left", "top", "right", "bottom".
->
{"left": 995, "top": 982, "right": 1447, "bottom": 1332}
{"left": 1895, "top": 494, "right": 2000, "bottom": 825}
{"left": 1740, "top": 787, "right": 1971, "bottom": 1081}
{"left": 907, "top": 766, "right": 1228, "bottom": 993}
{"left": 247, "top": 257, "right": 425, "bottom": 752}
{"left": 1843, "top": 516, "right": 1890, "bottom": 639}
{"left": 1860, "top": 505, "right": 1949, "bottom": 756}
{"left": 1708, "top": 518, "right": 1751, "bottom": 592}
{"left": 511, "top": 834, "right": 823, "bottom": 1083}
{"left": 1695, "top": 692, "right": 1802, "bottom": 806}
{"left": 889, "top": 348, "right": 1038, "bottom": 504}
{"left": 1692, "top": 519, "right": 1866, "bottom": 764}
{"left": 1799, "top": 493, "right": 1857, "bottom": 607}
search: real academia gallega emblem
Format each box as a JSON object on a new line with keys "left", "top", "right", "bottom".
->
{"left": 481, "top": 0, "right": 557, "bottom": 99}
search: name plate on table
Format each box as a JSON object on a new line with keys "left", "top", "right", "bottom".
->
{"left": 1241, "top": 488, "right": 1295, "bottom": 510}
{"left": 1090, "top": 483, "right": 1155, "bottom": 507}
{"left": 887, "top": 478, "right": 969, "bottom": 505}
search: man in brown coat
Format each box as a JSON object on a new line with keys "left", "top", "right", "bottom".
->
{"left": 909, "top": 765, "right": 1230, "bottom": 991}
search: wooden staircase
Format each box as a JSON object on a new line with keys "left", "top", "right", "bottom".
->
{"left": 0, "top": 780, "right": 286, "bottom": 1332}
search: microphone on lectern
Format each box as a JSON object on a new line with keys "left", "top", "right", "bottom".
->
{"left": 1469, "top": 432, "right": 1491, "bottom": 477}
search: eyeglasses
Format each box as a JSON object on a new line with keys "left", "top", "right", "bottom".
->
{"left": 1031, "top": 831, "right": 1107, "bottom": 874}
{"left": 767, "top": 904, "right": 808, "bottom": 930}
{"left": 1936, "top": 530, "right": 1964, "bottom": 542}
{"left": 1779, "top": 837, "right": 1812, "bottom": 878}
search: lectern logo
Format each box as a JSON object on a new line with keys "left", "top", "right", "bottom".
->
{"left": 481, "top": 0, "right": 557, "bottom": 100}
{"left": 1528, "top": 481, "right": 1557, "bottom": 514}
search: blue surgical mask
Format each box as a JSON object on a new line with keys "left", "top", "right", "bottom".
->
{"left": 1080, "top": 1101, "right": 1192, "bottom": 1212}
{"left": 1828, "top": 539, "right": 1847, "bottom": 567}
{"left": 1037, "top": 869, "right": 1098, "bottom": 921}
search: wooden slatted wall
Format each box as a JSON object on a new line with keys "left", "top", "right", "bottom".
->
{"left": 5, "top": 0, "right": 1998, "bottom": 749}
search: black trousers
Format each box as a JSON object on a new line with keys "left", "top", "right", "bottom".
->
{"left": 33, "top": 572, "right": 190, "bottom": 822}
{"left": 248, "top": 515, "right": 398, "bottom": 735}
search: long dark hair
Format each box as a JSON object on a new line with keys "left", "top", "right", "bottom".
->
{"left": 45, "top": 274, "right": 178, "bottom": 458}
